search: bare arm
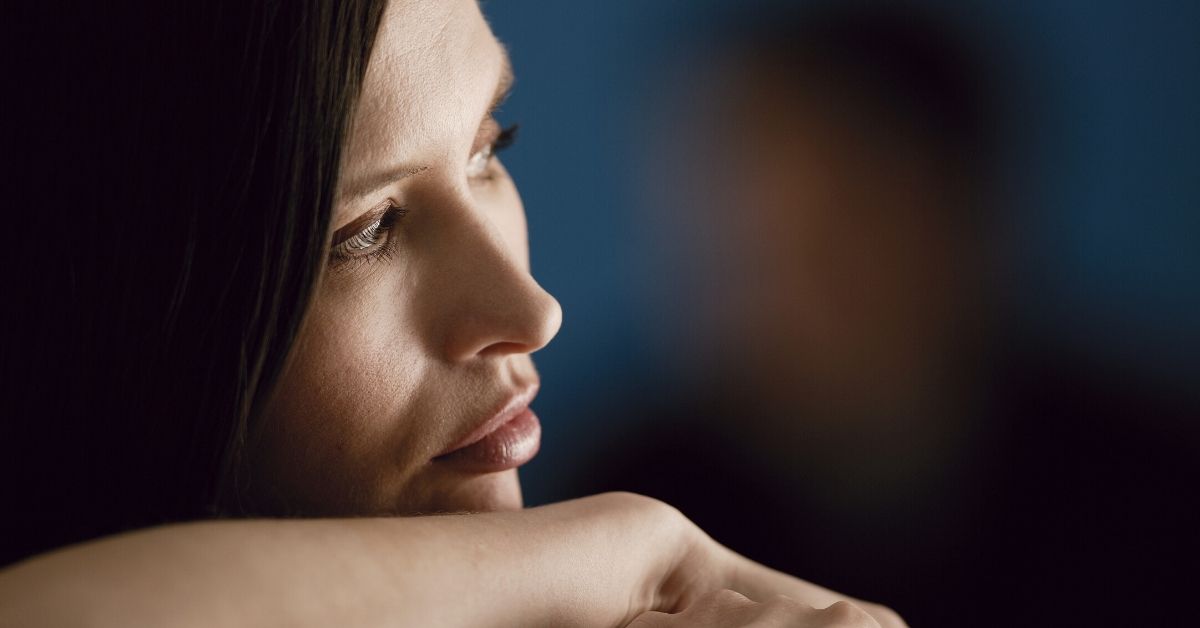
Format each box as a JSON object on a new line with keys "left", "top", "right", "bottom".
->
{"left": 0, "top": 493, "right": 904, "bottom": 628}
{"left": 0, "top": 494, "right": 681, "bottom": 628}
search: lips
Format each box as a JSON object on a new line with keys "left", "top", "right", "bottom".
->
{"left": 434, "top": 385, "right": 542, "bottom": 473}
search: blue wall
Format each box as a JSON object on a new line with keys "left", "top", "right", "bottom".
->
{"left": 484, "top": 0, "right": 1200, "bottom": 503}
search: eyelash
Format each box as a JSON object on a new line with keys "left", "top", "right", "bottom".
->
{"left": 467, "top": 123, "right": 518, "bottom": 181}
{"left": 494, "top": 123, "right": 518, "bottom": 154}
{"left": 328, "top": 203, "right": 407, "bottom": 267}
{"left": 328, "top": 123, "right": 519, "bottom": 271}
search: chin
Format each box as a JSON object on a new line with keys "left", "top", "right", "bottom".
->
{"left": 427, "top": 469, "right": 524, "bottom": 513}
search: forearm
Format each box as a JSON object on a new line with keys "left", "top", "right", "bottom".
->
{"left": 0, "top": 493, "right": 684, "bottom": 628}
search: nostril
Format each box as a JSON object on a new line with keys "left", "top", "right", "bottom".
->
{"left": 478, "top": 341, "right": 537, "bottom": 358}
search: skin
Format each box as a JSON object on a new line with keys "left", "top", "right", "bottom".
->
{"left": 241, "top": 0, "right": 561, "bottom": 516}
{"left": 629, "top": 590, "right": 884, "bottom": 628}
{"left": 0, "top": 2, "right": 907, "bottom": 626}
{"left": 0, "top": 493, "right": 903, "bottom": 628}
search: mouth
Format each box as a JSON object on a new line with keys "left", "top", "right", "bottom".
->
{"left": 433, "top": 384, "right": 542, "bottom": 473}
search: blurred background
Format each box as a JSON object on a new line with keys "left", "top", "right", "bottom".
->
{"left": 486, "top": 1, "right": 1198, "bottom": 626}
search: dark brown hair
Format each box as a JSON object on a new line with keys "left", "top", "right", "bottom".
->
{"left": 3, "top": 0, "right": 386, "bottom": 564}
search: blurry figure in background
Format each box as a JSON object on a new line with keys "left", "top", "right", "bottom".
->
{"left": 697, "top": 1, "right": 996, "bottom": 521}
{"left": 579, "top": 3, "right": 1199, "bottom": 626}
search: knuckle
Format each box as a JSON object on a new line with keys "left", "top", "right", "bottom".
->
{"left": 859, "top": 602, "right": 907, "bottom": 628}
{"left": 820, "top": 600, "right": 879, "bottom": 627}
{"left": 704, "top": 588, "right": 751, "bottom": 606}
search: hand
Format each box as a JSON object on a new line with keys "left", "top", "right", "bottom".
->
{"left": 622, "top": 494, "right": 906, "bottom": 628}
{"left": 626, "top": 589, "right": 884, "bottom": 628}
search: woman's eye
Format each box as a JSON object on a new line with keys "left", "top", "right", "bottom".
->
{"left": 465, "top": 145, "right": 494, "bottom": 179}
{"left": 329, "top": 202, "right": 407, "bottom": 267}
{"left": 467, "top": 123, "right": 518, "bottom": 180}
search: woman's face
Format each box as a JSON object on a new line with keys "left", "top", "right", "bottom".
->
{"left": 244, "top": 0, "right": 562, "bottom": 516}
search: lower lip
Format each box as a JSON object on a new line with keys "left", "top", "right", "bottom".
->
{"left": 435, "top": 408, "right": 541, "bottom": 473}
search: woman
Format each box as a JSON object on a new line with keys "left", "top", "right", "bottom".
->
{"left": 1, "top": 1, "right": 904, "bottom": 626}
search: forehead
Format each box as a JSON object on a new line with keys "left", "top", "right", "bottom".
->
{"left": 339, "top": 0, "right": 501, "bottom": 194}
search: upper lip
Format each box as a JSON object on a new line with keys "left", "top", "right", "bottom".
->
{"left": 434, "top": 383, "right": 540, "bottom": 458}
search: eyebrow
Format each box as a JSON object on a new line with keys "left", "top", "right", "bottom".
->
{"left": 336, "top": 46, "right": 515, "bottom": 204}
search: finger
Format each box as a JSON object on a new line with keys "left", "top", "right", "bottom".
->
{"left": 624, "top": 610, "right": 672, "bottom": 628}
{"left": 628, "top": 589, "right": 758, "bottom": 627}
{"left": 813, "top": 600, "right": 881, "bottom": 628}
{"left": 850, "top": 601, "right": 907, "bottom": 628}
{"left": 680, "top": 588, "right": 757, "bottom": 623}
{"left": 726, "top": 552, "right": 846, "bottom": 607}
{"left": 726, "top": 553, "right": 905, "bottom": 626}
{"left": 753, "top": 593, "right": 819, "bottom": 626}
{"left": 645, "top": 590, "right": 882, "bottom": 628}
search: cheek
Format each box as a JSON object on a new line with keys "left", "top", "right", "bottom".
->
{"left": 248, "top": 282, "right": 430, "bottom": 513}
{"left": 245, "top": 172, "right": 536, "bottom": 515}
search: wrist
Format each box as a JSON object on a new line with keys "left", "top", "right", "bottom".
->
{"left": 593, "top": 493, "right": 712, "bottom": 617}
{"left": 516, "top": 492, "right": 690, "bottom": 627}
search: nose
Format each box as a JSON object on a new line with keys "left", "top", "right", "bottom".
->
{"left": 429, "top": 197, "right": 562, "bottom": 363}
